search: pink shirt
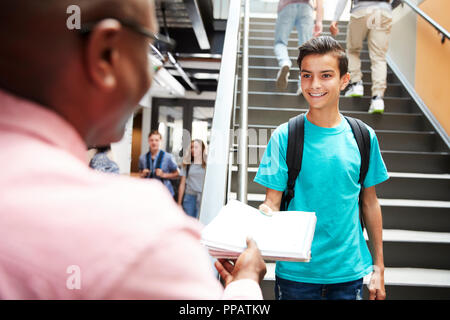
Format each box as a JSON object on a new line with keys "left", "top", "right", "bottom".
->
{"left": 0, "top": 89, "right": 263, "bottom": 300}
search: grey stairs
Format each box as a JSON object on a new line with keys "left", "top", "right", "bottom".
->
{"left": 230, "top": 18, "right": 450, "bottom": 300}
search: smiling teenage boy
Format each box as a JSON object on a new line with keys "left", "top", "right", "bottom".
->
{"left": 254, "top": 36, "right": 389, "bottom": 300}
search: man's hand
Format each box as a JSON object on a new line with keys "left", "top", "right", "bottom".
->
{"left": 214, "top": 238, "right": 266, "bottom": 287}
{"left": 313, "top": 21, "right": 323, "bottom": 37}
{"left": 368, "top": 265, "right": 386, "bottom": 300}
{"left": 329, "top": 21, "right": 339, "bottom": 36}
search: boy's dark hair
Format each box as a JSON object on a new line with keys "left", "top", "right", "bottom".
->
{"left": 148, "top": 130, "right": 162, "bottom": 139}
{"left": 297, "top": 36, "right": 348, "bottom": 77}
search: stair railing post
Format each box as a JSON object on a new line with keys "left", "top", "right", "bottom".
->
{"left": 237, "top": 0, "right": 250, "bottom": 204}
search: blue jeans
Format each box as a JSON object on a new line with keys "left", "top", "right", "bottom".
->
{"left": 182, "top": 193, "right": 199, "bottom": 218}
{"left": 275, "top": 276, "right": 364, "bottom": 300}
{"left": 274, "top": 3, "right": 314, "bottom": 68}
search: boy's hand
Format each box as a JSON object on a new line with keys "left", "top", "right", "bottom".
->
{"left": 258, "top": 203, "right": 274, "bottom": 216}
{"left": 215, "top": 238, "right": 266, "bottom": 286}
{"left": 368, "top": 265, "right": 386, "bottom": 300}
{"left": 141, "top": 169, "right": 150, "bottom": 178}
{"left": 155, "top": 168, "right": 165, "bottom": 178}
{"left": 329, "top": 21, "right": 339, "bottom": 36}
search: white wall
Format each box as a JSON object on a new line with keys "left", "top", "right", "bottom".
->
{"left": 387, "top": 0, "right": 423, "bottom": 86}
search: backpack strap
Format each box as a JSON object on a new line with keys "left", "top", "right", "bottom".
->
{"left": 345, "top": 116, "right": 371, "bottom": 230}
{"left": 155, "top": 150, "right": 165, "bottom": 170}
{"left": 186, "top": 164, "right": 191, "bottom": 179}
{"left": 146, "top": 150, "right": 165, "bottom": 180}
{"left": 280, "top": 113, "right": 305, "bottom": 211}
{"left": 345, "top": 116, "right": 371, "bottom": 185}
{"left": 146, "top": 151, "right": 151, "bottom": 178}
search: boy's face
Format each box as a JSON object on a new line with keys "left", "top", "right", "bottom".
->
{"left": 148, "top": 134, "right": 161, "bottom": 153}
{"left": 300, "top": 53, "right": 350, "bottom": 111}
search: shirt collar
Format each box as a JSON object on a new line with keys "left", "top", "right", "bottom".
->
{"left": 0, "top": 89, "right": 87, "bottom": 163}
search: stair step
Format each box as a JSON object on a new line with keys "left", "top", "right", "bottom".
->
{"left": 247, "top": 45, "right": 370, "bottom": 59}
{"left": 244, "top": 58, "right": 388, "bottom": 77}
{"left": 262, "top": 263, "right": 450, "bottom": 287}
{"left": 380, "top": 200, "right": 450, "bottom": 232}
{"left": 374, "top": 230, "right": 450, "bottom": 269}
{"left": 229, "top": 192, "right": 450, "bottom": 232}
{"left": 234, "top": 124, "right": 438, "bottom": 152}
{"left": 249, "top": 18, "right": 349, "bottom": 27}
{"left": 260, "top": 265, "right": 450, "bottom": 299}
{"left": 377, "top": 229, "right": 450, "bottom": 243}
{"left": 247, "top": 37, "right": 368, "bottom": 50}
{"left": 379, "top": 150, "right": 450, "bottom": 174}
{"left": 247, "top": 21, "right": 348, "bottom": 32}
{"left": 238, "top": 77, "right": 406, "bottom": 97}
{"left": 230, "top": 169, "right": 450, "bottom": 201}
{"left": 236, "top": 107, "right": 424, "bottom": 131}
{"left": 249, "top": 30, "right": 347, "bottom": 41}
{"left": 242, "top": 66, "right": 399, "bottom": 84}
{"left": 230, "top": 142, "right": 450, "bottom": 174}
{"left": 229, "top": 193, "right": 450, "bottom": 209}
{"left": 237, "top": 92, "right": 411, "bottom": 113}
{"left": 378, "top": 173, "right": 450, "bottom": 201}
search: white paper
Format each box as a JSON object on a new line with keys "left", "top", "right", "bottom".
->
{"left": 201, "top": 200, "right": 317, "bottom": 262}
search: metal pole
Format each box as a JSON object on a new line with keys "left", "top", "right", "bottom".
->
{"left": 237, "top": 0, "right": 249, "bottom": 204}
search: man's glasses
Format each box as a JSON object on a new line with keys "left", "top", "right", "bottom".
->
{"left": 79, "top": 18, "right": 176, "bottom": 51}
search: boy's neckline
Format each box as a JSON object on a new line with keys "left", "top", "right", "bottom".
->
{"left": 305, "top": 110, "right": 342, "bottom": 128}
{"left": 304, "top": 112, "right": 346, "bottom": 135}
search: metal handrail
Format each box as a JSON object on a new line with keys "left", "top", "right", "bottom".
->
{"left": 199, "top": 0, "right": 243, "bottom": 225}
{"left": 237, "top": 0, "right": 250, "bottom": 204}
{"left": 400, "top": 0, "right": 449, "bottom": 44}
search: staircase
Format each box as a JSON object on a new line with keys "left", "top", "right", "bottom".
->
{"left": 230, "top": 18, "right": 450, "bottom": 300}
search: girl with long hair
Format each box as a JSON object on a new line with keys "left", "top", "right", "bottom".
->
{"left": 177, "top": 139, "right": 207, "bottom": 218}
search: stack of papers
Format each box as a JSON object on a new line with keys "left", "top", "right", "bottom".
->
{"left": 201, "top": 200, "right": 317, "bottom": 262}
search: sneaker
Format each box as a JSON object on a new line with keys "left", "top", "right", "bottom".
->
{"left": 368, "top": 95, "right": 385, "bottom": 114}
{"left": 344, "top": 80, "right": 364, "bottom": 97}
{"left": 276, "top": 64, "right": 290, "bottom": 90}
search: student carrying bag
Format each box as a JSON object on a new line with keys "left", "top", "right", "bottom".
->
{"left": 146, "top": 150, "right": 165, "bottom": 180}
{"left": 280, "top": 114, "right": 371, "bottom": 229}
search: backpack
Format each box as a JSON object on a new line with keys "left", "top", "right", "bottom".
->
{"left": 280, "top": 114, "right": 371, "bottom": 230}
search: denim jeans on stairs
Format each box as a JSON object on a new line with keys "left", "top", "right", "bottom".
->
{"left": 274, "top": 2, "right": 314, "bottom": 69}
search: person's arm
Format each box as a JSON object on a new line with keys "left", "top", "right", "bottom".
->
{"left": 107, "top": 214, "right": 265, "bottom": 299}
{"left": 313, "top": 0, "right": 324, "bottom": 37}
{"left": 330, "top": 0, "right": 348, "bottom": 35}
{"left": 156, "top": 168, "right": 179, "bottom": 180}
{"left": 361, "top": 185, "right": 386, "bottom": 300}
{"left": 156, "top": 155, "right": 180, "bottom": 179}
{"left": 258, "top": 188, "right": 283, "bottom": 214}
{"left": 138, "top": 156, "right": 150, "bottom": 178}
{"left": 177, "top": 175, "right": 186, "bottom": 205}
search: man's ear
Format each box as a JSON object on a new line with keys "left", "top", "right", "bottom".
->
{"left": 340, "top": 72, "right": 351, "bottom": 91}
{"left": 84, "top": 19, "right": 122, "bottom": 91}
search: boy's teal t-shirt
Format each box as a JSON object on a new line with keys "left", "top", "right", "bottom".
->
{"left": 254, "top": 113, "right": 389, "bottom": 284}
